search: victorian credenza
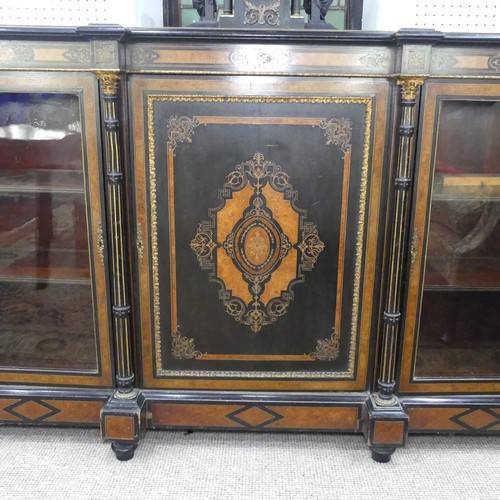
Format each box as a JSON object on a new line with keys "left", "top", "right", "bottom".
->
{"left": 0, "top": 25, "right": 498, "bottom": 462}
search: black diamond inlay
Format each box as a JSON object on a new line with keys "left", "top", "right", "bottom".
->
{"left": 226, "top": 404, "right": 284, "bottom": 429}
{"left": 449, "top": 407, "right": 500, "bottom": 432}
{"left": 4, "top": 398, "right": 61, "bottom": 423}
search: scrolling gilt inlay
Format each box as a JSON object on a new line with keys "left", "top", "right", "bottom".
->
{"left": 97, "top": 221, "right": 105, "bottom": 265}
{"left": 359, "top": 51, "right": 390, "bottom": 68}
{"left": 131, "top": 46, "right": 160, "bottom": 65}
{"left": 487, "top": 53, "right": 500, "bottom": 72}
{"left": 229, "top": 48, "right": 290, "bottom": 71}
{"left": 166, "top": 116, "right": 201, "bottom": 153}
{"left": 316, "top": 118, "right": 352, "bottom": 153}
{"left": 431, "top": 53, "right": 458, "bottom": 71}
{"left": 407, "top": 50, "right": 426, "bottom": 71}
{"left": 410, "top": 228, "right": 418, "bottom": 272}
{"left": 136, "top": 223, "right": 144, "bottom": 262}
{"left": 63, "top": 47, "right": 91, "bottom": 64}
{"left": 191, "top": 152, "right": 325, "bottom": 333}
{"left": 244, "top": 0, "right": 280, "bottom": 26}
{"left": 94, "top": 42, "right": 116, "bottom": 65}
{"left": 0, "top": 42, "right": 34, "bottom": 63}
{"left": 310, "top": 331, "right": 340, "bottom": 361}
{"left": 172, "top": 329, "right": 202, "bottom": 359}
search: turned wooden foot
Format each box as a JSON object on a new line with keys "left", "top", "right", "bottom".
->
{"left": 111, "top": 441, "right": 138, "bottom": 461}
{"left": 370, "top": 446, "right": 396, "bottom": 463}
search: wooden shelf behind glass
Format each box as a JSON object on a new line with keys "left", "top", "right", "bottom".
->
{"left": 0, "top": 168, "right": 85, "bottom": 194}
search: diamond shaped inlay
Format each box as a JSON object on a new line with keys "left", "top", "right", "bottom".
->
{"left": 450, "top": 408, "right": 500, "bottom": 431}
{"left": 4, "top": 399, "right": 61, "bottom": 423}
{"left": 226, "top": 405, "right": 284, "bottom": 428}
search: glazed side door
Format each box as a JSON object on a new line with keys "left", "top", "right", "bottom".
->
{"left": 400, "top": 81, "right": 500, "bottom": 394}
{"left": 0, "top": 72, "right": 113, "bottom": 387}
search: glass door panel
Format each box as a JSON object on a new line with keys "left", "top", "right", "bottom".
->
{"left": 415, "top": 99, "right": 500, "bottom": 379}
{"left": 0, "top": 92, "right": 98, "bottom": 372}
{"left": 401, "top": 84, "right": 500, "bottom": 393}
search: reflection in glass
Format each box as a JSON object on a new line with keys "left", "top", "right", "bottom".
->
{"left": 415, "top": 100, "right": 500, "bottom": 378}
{"left": 0, "top": 93, "right": 97, "bottom": 371}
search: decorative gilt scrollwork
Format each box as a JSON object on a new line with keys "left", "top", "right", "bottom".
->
{"left": 147, "top": 95, "right": 373, "bottom": 378}
{"left": 63, "top": 47, "right": 91, "bottom": 64}
{"left": 396, "top": 77, "right": 425, "bottom": 100}
{"left": 97, "top": 222, "right": 105, "bottom": 266}
{"left": 0, "top": 42, "right": 34, "bottom": 63}
{"left": 407, "top": 50, "right": 426, "bottom": 71}
{"left": 131, "top": 46, "right": 160, "bottom": 65}
{"left": 94, "top": 71, "right": 121, "bottom": 96}
{"left": 190, "top": 222, "right": 217, "bottom": 269}
{"left": 94, "top": 41, "right": 116, "bottom": 65}
{"left": 360, "top": 51, "right": 390, "bottom": 68}
{"left": 487, "top": 53, "right": 500, "bottom": 72}
{"left": 310, "top": 331, "right": 340, "bottom": 361}
{"left": 410, "top": 228, "right": 418, "bottom": 271}
{"left": 244, "top": 0, "right": 280, "bottom": 26}
{"left": 166, "top": 116, "right": 201, "bottom": 152}
{"left": 137, "top": 223, "right": 144, "bottom": 262}
{"left": 229, "top": 48, "right": 290, "bottom": 70}
{"left": 298, "top": 223, "right": 325, "bottom": 272}
{"left": 431, "top": 53, "right": 458, "bottom": 71}
{"left": 172, "top": 329, "right": 202, "bottom": 359}
{"left": 315, "top": 118, "right": 352, "bottom": 153}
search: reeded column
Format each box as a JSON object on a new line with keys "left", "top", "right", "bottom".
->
{"left": 95, "top": 71, "right": 144, "bottom": 461}
{"left": 364, "top": 77, "right": 425, "bottom": 463}
{"left": 95, "top": 71, "right": 134, "bottom": 394}
{"left": 377, "top": 77, "right": 425, "bottom": 404}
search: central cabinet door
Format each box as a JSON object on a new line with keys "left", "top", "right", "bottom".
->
{"left": 131, "top": 76, "right": 390, "bottom": 391}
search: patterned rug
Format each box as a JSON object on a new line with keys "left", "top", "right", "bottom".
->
{"left": 0, "top": 281, "right": 97, "bottom": 371}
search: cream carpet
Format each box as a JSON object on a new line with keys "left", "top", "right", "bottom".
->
{"left": 1, "top": 427, "right": 498, "bottom": 499}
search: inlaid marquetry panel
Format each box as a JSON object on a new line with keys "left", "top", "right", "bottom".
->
{"left": 0, "top": 396, "right": 104, "bottom": 425}
{"left": 126, "top": 43, "right": 394, "bottom": 75}
{"left": 190, "top": 151, "right": 326, "bottom": 334}
{"left": 0, "top": 40, "right": 119, "bottom": 71}
{"left": 132, "top": 76, "right": 389, "bottom": 391}
{"left": 407, "top": 406, "right": 500, "bottom": 433}
{"left": 430, "top": 47, "right": 500, "bottom": 77}
{"left": 150, "top": 402, "right": 361, "bottom": 431}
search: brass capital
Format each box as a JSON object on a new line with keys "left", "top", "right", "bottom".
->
{"left": 95, "top": 71, "right": 121, "bottom": 96}
{"left": 396, "top": 77, "right": 425, "bottom": 100}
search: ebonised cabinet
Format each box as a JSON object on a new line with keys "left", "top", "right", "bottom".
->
{"left": 0, "top": 25, "right": 498, "bottom": 462}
